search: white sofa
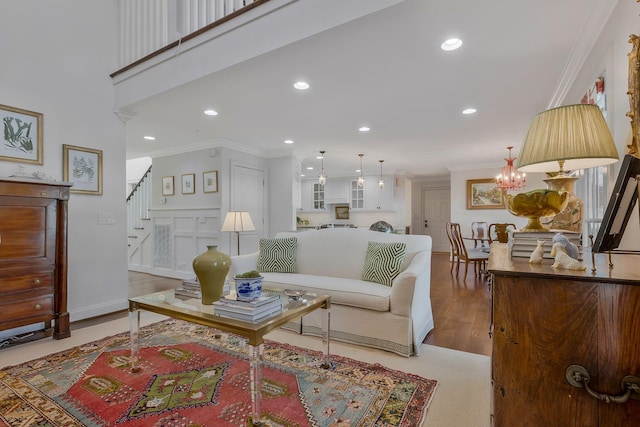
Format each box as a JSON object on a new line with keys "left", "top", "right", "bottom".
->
{"left": 229, "top": 228, "right": 433, "bottom": 357}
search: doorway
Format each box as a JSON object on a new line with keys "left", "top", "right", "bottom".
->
{"left": 421, "top": 188, "right": 451, "bottom": 253}
{"left": 230, "top": 163, "right": 265, "bottom": 255}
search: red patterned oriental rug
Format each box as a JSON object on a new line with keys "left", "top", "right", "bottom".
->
{"left": 0, "top": 319, "right": 437, "bottom": 426}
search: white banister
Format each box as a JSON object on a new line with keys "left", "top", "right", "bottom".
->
{"left": 118, "top": 0, "right": 262, "bottom": 67}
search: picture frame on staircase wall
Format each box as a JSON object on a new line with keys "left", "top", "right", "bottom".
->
{"left": 181, "top": 173, "right": 195, "bottom": 194}
{"left": 162, "top": 176, "right": 174, "bottom": 196}
{"left": 62, "top": 144, "right": 103, "bottom": 195}
{"left": 203, "top": 170, "right": 218, "bottom": 193}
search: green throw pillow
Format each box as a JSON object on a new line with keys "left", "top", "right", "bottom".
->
{"left": 256, "top": 237, "right": 297, "bottom": 273}
{"left": 361, "top": 241, "right": 407, "bottom": 286}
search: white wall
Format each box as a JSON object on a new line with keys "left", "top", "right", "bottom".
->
{"left": 268, "top": 156, "right": 297, "bottom": 236}
{"left": 448, "top": 167, "right": 548, "bottom": 234}
{"left": 563, "top": 0, "right": 640, "bottom": 250}
{"left": 0, "top": 1, "right": 127, "bottom": 322}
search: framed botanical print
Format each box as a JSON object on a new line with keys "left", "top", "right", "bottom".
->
{"left": 162, "top": 176, "right": 174, "bottom": 196}
{"left": 63, "top": 144, "right": 103, "bottom": 195}
{"left": 0, "top": 104, "right": 43, "bottom": 164}
{"left": 182, "top": 173, "right": 195, "bottom": 194}
{"left": 203, "top": 170, "right": 218, "bottom": 193}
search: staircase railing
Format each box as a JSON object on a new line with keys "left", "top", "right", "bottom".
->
{"left": 127, "top": 165, "right": 152, "bottom": 238}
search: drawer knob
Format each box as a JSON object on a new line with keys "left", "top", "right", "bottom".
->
{"left": 40, "top": 192, "right": 47, "bottom": 196}
{"left": 34, "top": 304, "right": 42, "bottom": 310}
{"left": 34, "top": 279, "right": 41, "bottom": 285}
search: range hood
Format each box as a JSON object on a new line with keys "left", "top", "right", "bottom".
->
{"left": 325, "top": 198, "right": 349, "bottom": 205}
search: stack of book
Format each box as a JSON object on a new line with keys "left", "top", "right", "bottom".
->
{"left": 213, "top": 294, "right": 283, "bottom": 322}
{"left": 174, "top": 278, "right": 202, "bottom": 299}
{"left": 510, "top": 230, "right": 582, "bottom": 259}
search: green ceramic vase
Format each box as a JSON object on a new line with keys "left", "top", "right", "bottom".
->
{"left": 192, "top": 245, "right": 231, "bottom": 304}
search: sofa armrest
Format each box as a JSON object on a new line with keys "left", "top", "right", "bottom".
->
{"left": 389, "top": 250, "right": 430, "bottom": 317}
{"left": 229, "top": 252, "right": 259, "bottom": 279}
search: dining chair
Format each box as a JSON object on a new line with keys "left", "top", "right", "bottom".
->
{"left": 471, "top": 221, "right": 489, "bottom": 248}
{"left": 445, "top": 222, "right": 459, "bottom": 273}
{"left": 488, "top": 223, "right": 516, "bottom": 243}
{"left": 450, "top": 222, "right": 490, "bottom": 279}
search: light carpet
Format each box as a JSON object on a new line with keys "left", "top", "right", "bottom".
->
{"left": 0, "top": 312, "right": 490, "bottom": 426}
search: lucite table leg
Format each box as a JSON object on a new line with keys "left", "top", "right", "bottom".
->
{"left": 321, "top": 307, "right": 331, "bottom": 369}
{"left": 129, "top": 309, "right": 140, "bottom": 373}
{"left": 249, "top": 343, "right": 264, "bottom": 425}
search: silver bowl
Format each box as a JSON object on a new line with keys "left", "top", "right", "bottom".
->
{"left": 283, "top": 289, "right": 307, "bottom": 301}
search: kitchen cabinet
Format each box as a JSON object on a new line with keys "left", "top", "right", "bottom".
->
{"left": 299, "top": 180, "right": 326, "bottom": 211}
{"left": 0, "top": 178, "right": 72, "bottom": 343}
{"left": 489, "top": 248, "right": 640, "bottom": 426}
{"left": 364, "top": 175, "right": 393, "bottom": 210}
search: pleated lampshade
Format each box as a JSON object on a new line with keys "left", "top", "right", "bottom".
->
{"left": 517, "top": 104, "right": 619, "bottom": 173}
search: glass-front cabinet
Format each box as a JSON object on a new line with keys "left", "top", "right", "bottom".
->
{"left": 313, "top": 183, "right": 325, "bottom": 210}
{"left": 350, "top": 180, "right": 364, "bottom": 209}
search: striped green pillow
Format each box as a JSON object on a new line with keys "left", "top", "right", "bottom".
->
{"left": 361, "top": 241, "right": 407, "bottom": 286}
{"left": 257, "top": 237, "right": 297, "bottom": 273}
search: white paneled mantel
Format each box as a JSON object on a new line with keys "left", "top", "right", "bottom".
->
{"left": 112, "top": 0, "right": 406, "bottom": 110}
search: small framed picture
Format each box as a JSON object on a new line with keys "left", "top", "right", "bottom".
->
{"left": 0, "top": 104, "right": 43, "bottom": 165}
{"left": 467, "top": 178, "right": 504, "bottom": 209}
{"left": 335, "top": 205, "right": 350, "bottom": 220}
{"left": 162, "top": 176, "right": 174, "bottom": 196}
{"left": 203, "top": 170, "right": 218, "bottom": 193}
{"left": 182, "top": 173, "right": 195, "bottom": 194}
{"left": 63, "top": 144, "right": 103, "bottom": 195}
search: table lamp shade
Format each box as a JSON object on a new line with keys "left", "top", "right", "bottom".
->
{"left": 517, "top": 104, "right": 619, "bottom": 173}
{"left": 221, "top": 211, "right": 255, "bottom": 232}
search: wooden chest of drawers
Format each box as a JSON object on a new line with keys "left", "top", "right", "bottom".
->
{"left": 489, "top": 247, "right": 640, "bottom": 426}
{"left": 0, "top": 178, "right": 72, "bottom": 341}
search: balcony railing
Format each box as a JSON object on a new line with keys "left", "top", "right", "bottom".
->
{"left": 114, "top": 0, "right": 270, "bottom": 76}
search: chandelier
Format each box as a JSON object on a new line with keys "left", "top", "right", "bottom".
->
{"left": 357, "top": 154, "right": 365, "bottom": 188}
{"left": 378, "top": 160, "right": 385, "bottom": 188}
{"left": 318, "top": 150, "right": 327, "bottom": 185}
{"left": 496, "top": 146, "right": 526, "bottom": 191}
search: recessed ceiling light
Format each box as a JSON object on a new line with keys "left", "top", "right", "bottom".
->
{"left": 300, "top": 174, "right": 305, "bottom": 177}
{"left": 316, "top": 155, "right": 323, "bottom": 159}
{"left": 294, "top": 81, "right": 309, "bottom": 90}
{"left": 359, "top": 126, "right": 370, "bottom": 132}
{"left": 462, "top": 108, "right": 477, "bottom": 115}
{"left": 441, "top": 38, "right": 463, "bottom": 51}
{"left": 284, "top": 139, "right": 294, "bottom": 144}
{"left": 203, "top": 109, "right": 218, "bottom": 116}
{"left": 143, "top": 136, "right": 156, "bottom": 141}
{"left": 306, "top": 166, "right": 314, "bottom": 170}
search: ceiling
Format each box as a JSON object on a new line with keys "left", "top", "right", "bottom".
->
{"left": 124, "top": 0, "right": 606, "bottom": 179}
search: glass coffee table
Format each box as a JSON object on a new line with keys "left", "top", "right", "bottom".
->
{"left": 128, "top": 288, "right": 331, "bottom": 426}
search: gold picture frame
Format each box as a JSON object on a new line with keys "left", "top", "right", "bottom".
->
{"left": 203, "top": 170, "right": 218, "bottom": 193}
{"left": 63, "top": 144, "right": 103, "bottom": 195}
{"left": 467, "top": 178, "right": 504, "bottom": 210}
{"left": 335, "top": 205, "right": 350, "bottom": 219}
{"left": 627, "top": 34, "right": 640, "bottom": 157}
{"left": 0, "top": 104, "right": 43, "bottom": 164}
{"left": 181, "top": 173, "right": 195, "bottom": 194}
{"left": 162, "top": 176, "right": 174, "bottom": 196}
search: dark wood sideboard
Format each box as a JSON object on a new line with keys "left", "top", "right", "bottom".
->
{"left": 0, "top": 178, "right": 72, "bottom": 342}
{"left": 489, "top": 244, "right": 640, "bottom": 426}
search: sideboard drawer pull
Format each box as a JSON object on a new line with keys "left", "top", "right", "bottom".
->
{"left": 34, "top": 278, "right": 41, "bottom": 285}
{"left": 566, "top": 365, "right": 640, "bottom": 403}
{"left": 34, "top": 304, "right": 42, "bottom": 310}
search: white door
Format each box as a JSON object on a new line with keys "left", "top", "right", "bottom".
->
{"left": 422, "top": 188, "right": 451, "bottom": 253}
{"left": 231, "top": 164, "right": 265, "bottom": 255}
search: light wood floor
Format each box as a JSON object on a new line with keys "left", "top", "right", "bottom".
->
{"left": 122, "top": 252, "right": 492, "bottom": 356}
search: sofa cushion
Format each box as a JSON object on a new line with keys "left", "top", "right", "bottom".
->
{"left": 261, "top": 273, "right": 391, "bottom": 311}
{"left": 361, "top": 241, "right": 407, "bottom": 286}
{"left": 256, "top": 237, "right": 297, "bottom": 273}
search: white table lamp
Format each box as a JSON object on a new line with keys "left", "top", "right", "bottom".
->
{"left": 222, "top": 211, "right": 255, "bottom": 255}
